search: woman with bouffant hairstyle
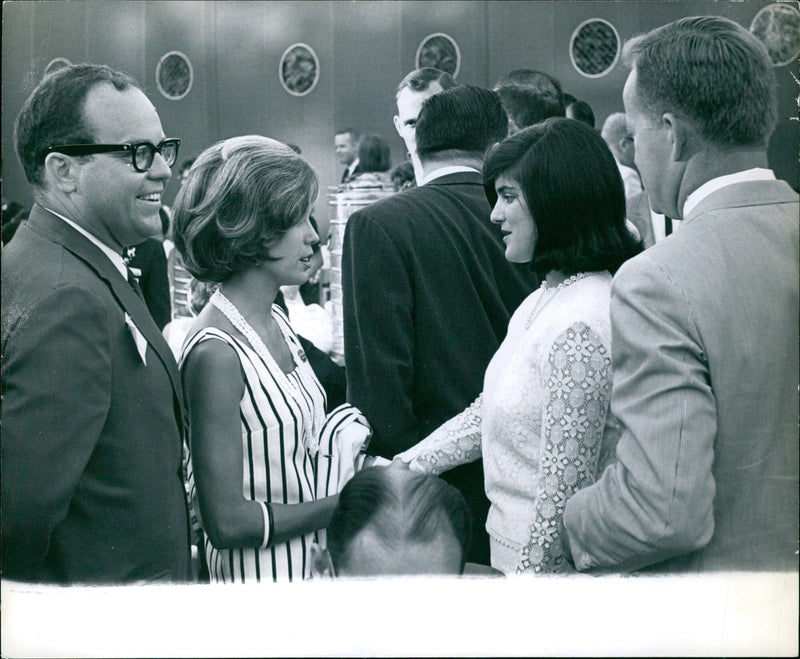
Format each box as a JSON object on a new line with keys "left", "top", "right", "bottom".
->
{"left": 172, "top": 136, "right": 340, "bottom": 583}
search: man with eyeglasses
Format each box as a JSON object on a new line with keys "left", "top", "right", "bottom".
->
{"left": 2, "top": 63, "right": 192, "bottom": 583}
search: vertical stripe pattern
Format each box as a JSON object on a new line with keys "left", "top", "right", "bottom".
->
{"left": 180, "top": 306, "right": 325, "bottom": 582}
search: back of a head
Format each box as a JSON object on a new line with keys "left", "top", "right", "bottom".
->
{"left": 357, "top": 134, "right": 391, "bottom": 173}
{"left": 601, "top": 112, "right": 630, "bottom": 146}
{"left": 396, "top": 67, "right": 457, "bottom": 99}
{"left": 623, "top": 15, "right": 777, "bottom": 147}
{"left": 327, "top": 467, "right": 472, "bottom": 577}
{"left": 415, "top": 84, "right": 508, "bottom": 162}
{"left": 14, "top": 62, "right": 139, "bottom": 187}
{"left": 566, "top": 100, "right": 596, "bottom": 129}
{"left": 493, "top": 68, "right": 565, "bottom": 130}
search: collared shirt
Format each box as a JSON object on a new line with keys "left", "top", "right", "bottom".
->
{"left": 344, "top": 157, "right": 361, "bottom": 180}
{"left": 651, "top": 209, "right": 681, "bottom": 243}
{"left": 683, "top": 168, "right": 776, "bottom": 219}
{"left": 43, "top": 207, "right": 128, "bottom": 278}
{"left": 420, "top": 165, "right": 480, "bottom": 186}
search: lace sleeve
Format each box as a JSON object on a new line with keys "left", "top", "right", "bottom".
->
{"left": 395, "top": 395, "right": 484, "bottom": 475}
{"left": 517, "top": 322, "right": 612, "bottom": 574}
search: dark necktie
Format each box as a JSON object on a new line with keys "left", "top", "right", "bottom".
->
{"left": 664, "top": 215, "right": 673, "bottom": 236}
{"left": 127, "top": 267, "right": 145, "bottom": 301}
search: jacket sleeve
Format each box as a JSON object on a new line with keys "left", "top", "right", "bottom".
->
{"left": 341, "top": 211, "right": 419, "bottom": 456}
{"left": 1, "top": 285, "right": 112, "bottom": 580}
{"left": 563, "top": 255, "right": 716, "bottom": 571}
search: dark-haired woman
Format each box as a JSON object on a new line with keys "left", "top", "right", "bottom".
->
{"left": 397, "top": 118, "right": 642, "bottom": 574}
{"left": 173, "top": 135, "right": 340, "bottom": 582}
{"left": 348, "top": 134, "right": 392, "bottom": 187}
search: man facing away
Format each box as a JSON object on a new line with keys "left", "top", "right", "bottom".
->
{"left": 393, "top": 67, "right": 456, "bottom": 184}
{"left": 563, "top": 16, "right": 799, "bottom": 573}
{"left": 493, "top": 68, "right": 565, "bottom": 135}
{"left": 600, "top": 112, "right": 644, "bottom": 199}
{"left": 2, "top": 63, "right": 192, "bottom": 583}
{"left": 334, "top": 127, "right": 361, "bottom": 184}
{"left": 342, "top": 85, "right": 534, "bottom": 564}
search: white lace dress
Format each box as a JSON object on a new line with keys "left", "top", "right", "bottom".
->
{"left": 398, "top": 272, "right": 621, "bottom": 574}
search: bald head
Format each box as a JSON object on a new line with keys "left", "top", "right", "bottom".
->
{"left": 325, "top": 467, "right": 472, "bottom": 577}
{"left": 601, "top": 112, "right": 635, "bottom": 167}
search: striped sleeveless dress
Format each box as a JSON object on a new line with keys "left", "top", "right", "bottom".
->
{"left": 180, "top": 305, "right": 326, "bottom": 582}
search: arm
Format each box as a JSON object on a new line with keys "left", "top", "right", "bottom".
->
{"left": 395, "top": 395, "right": 484, "bottom": 475}
{"left": 563, "top": 257, "right": 716, "bottom": 571}
{"left": 517, "top": 323, "right": 612, "bottom": 574}
{"left": 341, "top": 214, "right": 418, "bottom": 455}
{"left": 182, "top": 340, "right": 337, "bottom": 550}
{"left": 1, "top": 286, "right": 112, "bottom": 580}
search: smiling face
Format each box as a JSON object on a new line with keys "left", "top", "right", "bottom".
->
{"left": 261, "top": 212, "right": 319, "bottom": 287}
{"left": 490, "top": 174, "right": 536, "bottom": 263}
{"left": 70, "top": 83, "right": 172, "bottom": 250}
{"left": 334, "top": 133, "right": 358, "bottom": 166}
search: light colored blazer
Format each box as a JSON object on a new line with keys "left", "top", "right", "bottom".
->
{"left": 564, "top": 179, "right": 799, "bottom": 572}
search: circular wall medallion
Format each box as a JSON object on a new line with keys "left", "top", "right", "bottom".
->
{"left": 750, "top": 3, "right": 800, "bottom": 67}
{"left": 279, "top": 43, "right": 320, "bottom": 96}
{"left": 44, "top": 57, "right": 72, "bottom": 77}
{"left": 415, "top": 33, "right": 461, "bottom": 77}
{"left": 156, "top": 51, "right": 193, "bottom": 100}
{"left": 569, "top": 18, "right": 621, "bottom": 78}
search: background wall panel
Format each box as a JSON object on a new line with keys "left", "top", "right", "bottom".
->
{"left": 2, "top": 0, "right": 797, "bottom": 214}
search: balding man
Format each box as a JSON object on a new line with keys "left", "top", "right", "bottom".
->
{"left": 562, "top": 16, "right": 799, "bottom": 573}
{"left": 311, "top": 466, "right": 472, "bottom": 577}
{"left": 601, "top": 112, "right": 643, "bottom": 198}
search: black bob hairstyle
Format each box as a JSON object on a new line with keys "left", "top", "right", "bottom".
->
{"left": 484, "top": 117, "right": 642, "bottom": 277}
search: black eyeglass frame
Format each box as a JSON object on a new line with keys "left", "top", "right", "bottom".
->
{"left": 46, "top": 138, "right": 181, "bottom": 172}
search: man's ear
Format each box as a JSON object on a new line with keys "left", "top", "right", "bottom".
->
{"left": 393, "top": 114, "right": 402, "bottom": 137}
{"left": 310, "top": 543, "right": 335, "bottom": 580}
{"left": 663, "top": 112, "right": 697, "bottom": 163}
{"left": 43, "top": 152, "right": 79, "bottom": 193}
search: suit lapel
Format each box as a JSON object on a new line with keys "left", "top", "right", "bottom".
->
{"left": 26, "top": 207, "right": 184, "bottom": 418}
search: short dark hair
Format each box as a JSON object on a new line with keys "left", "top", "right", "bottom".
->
{"left": 623, "top": 15, "right": 777, "bottom": 147}
{"left": 14, "top": 63, "right": 139, "bottom": 186}
{"left": 172, "top": 135, "right": 318, "bottom": 282}
{"left": 415, "top": 85, "right": 508, "bottom": 161}
{"left": 396, "top": 67, "right": 457, "bottom": 99}
{"left": 357, "top": 134, "right": 391, "bottom": 173}
{"left": 495, "top": 68, "right": 563, "bottom": 99}
{"left": 484, "top": 118, "right": 642, "bottom": 277}
{"left": 179, "top": 158, "right": 196, "bottom": 175}
{"left": 335, "top": 128, "right": 360, "bottom": 143}
{"left": 567, "top": 100, "right": 595, "bottom": 129}
{"left": 495, "top": 85, "right": 565, "bottom": 130}
{"left": 327, "top": 467, "right": 472, "bottom": 574}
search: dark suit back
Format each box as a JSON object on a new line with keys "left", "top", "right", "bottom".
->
{"left": 342, "top": 171, "right": 535, "bottom": 563}
{"left": 2, "top": 206, "right": 191, "bottom": 583}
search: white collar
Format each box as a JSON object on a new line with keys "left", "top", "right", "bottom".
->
{"left": 346, "top": 158, "right": 360, "bottom": 175}
{"left": 420, "top": 165, "right": 480, "bottom": 186}
{"left": 44, "top": 207, "right": 128, "bottom": 278}
{"left": 683, "top": 168, "right": 776, "bottom": 219}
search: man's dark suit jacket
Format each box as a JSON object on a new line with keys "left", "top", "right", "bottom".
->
{"left": 1, "top": 205, "right": 191, "bottom": 583}
{"left": 342, "top": 171, "right": 535, "bottom": 563}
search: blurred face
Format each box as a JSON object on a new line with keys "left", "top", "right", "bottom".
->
{"left": 334, "top": 133, "right": 358, "bottom": 165}
{"left": 623, "top": 68, "right": 681, "bottom": 216}
{"left": 67, "top": 84, "right": 172, "bottom": 250}
{"left": 393, "top": 81, "right": 444, "bottom": 156}
{"left": 490, "top": 174, "right": 536, "bottom": 263}
{"left": 261, "top": 212, "right": 319, "bottom": 286}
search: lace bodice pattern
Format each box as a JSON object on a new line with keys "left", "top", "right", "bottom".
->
{"left": 398, "top": 272, "right": 620, "bottom": 574}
